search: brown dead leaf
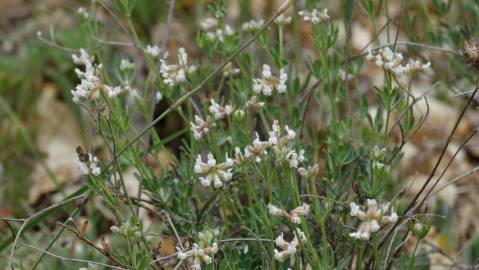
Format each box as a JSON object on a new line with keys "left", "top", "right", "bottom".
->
{"left": 29, "top": 84, "right": 82, "bottom": 203}
{"left": 410, "top": 97, "right": 471, "bottom": 144}
{"left": 158, "top": 236, "right": 176, "bottom": 256}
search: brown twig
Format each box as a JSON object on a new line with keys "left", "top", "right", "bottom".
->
{"left": 58, "top": 222, "right": 127, "bottom": 268}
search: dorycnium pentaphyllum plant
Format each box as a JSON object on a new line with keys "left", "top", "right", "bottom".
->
{"left": 7, "top": 0, "right": 479, "bottom": 269}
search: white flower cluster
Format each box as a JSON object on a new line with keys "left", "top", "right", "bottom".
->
{"left": 209, "top": 99, "right": 233, "bottom": 120}
{"left": 110, "top": 221, "right": 141, "bottom": 237}
{"left": 241, "top": 19, "right": 264, "bottom": 32}
{"left": 349, "top": 199, "right": 398, "bottom": 240}
{"left": 191, "top": 99, "right": 233, "bottom": 139}
{"left": 71, "top": 49, "right": 125, "bottom": 102}
{"left": 191, "top": 115, "right": 213, "bottom": 140}
{"left": 232, "top": 120, "right": 298, "bottom": 166}
{"left": 104, "top": 85, "right": 124, "bottom": 98}
{"left": 246, "top": 95, "right": 265, "bottom": 110}
{"left": 177, "top": 244, "right": 219, "bottom": 270}
{"left": 366, "top": 47, "right": 431, "bottom": 75}
{"left": 71, "top": 49, "right": 101, "bottom": 103}
{"left": 76, "top": 152, "right": 101, "bottom": 176}
{"left": 160, "top": 48, "right": 196, "bottom": 86}
{"left": 274, "top": 14, "right": 292, "bottom": 26}
{"left": 253, "top": 65, "right": 288, "bottom": 96}
{"left": 146, "top": 44, "right": 160, "bottom": 57}
{"left": 194, "top": 120, "right": 313, "bottom": 187}
{"left": 194, "top": 153, "right": 234, "bottom": 188}
{"left": 268, "top": 120, "right": 296, "bottom": 145}
{"left": 77, "top": 7, "right": 89, "bottom": 19}
{"left": 177, "top": 229, "right": 219, "bottom": 270}
{"left": 200, "top": 17, "right": 235, "bottom": 42}
{"left": 235, "top": 133, "right": 270, "bottom": 162}
{"left": 286, "top": 149, "right": 305, "bottom": 168}
{"left": 268, "top": 203, "right": 310, "bottom": 224}
{"left": 298, "top": 8, "right": 329, "bottom": 24}
{"left": 200, "top": 18, "right": 219, "bottom": 31}
{"left": 222, "top": 62, "right": 240, "bottom": 77}
{"left": 274, "top": 229, "right": 307, "bottom": 263}
{"left": 267, "top": 120, "right": 307, "bottom": 170}
{"left": 298, "top": 164, "right": 320, "bottom": 178}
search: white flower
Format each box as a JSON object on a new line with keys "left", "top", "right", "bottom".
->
{"left": 110, "top": 221, "right": 141, "bottom": 237}
{"left": 242, "top": 19, "right": 264, "bottom": 32}
{"left": 299, "top": 8, "right": 329, "bottom": 24}
{"left": 72, "top": 49, "right": 93, "bottom": 66}
{"left": 160, "top": 48, "right": 196, "bottom": 86}
{"left": 190, "top": 115, "right": 213, "bottom": 140}
{"left": 338, "top": 69, "right": 352, "bottom": 81}
{"left": 77, "top": 7, "right": 89, "bottom": 19}
{"left": 209, "top": 99, "right": 233, "bottom": 119}
{"left": 244, "top": 133, "right": 270, "bottom": 162}
{"left": 71, "top": 53, "right": 102, "bottom": 103}
{"left": 286, "top": 149, "right": 304, "bottom": 168}
{"left": 222, "top": 62, "right": 240, "bottom": 77}
{"left": 349, "top": 230, "right": 370, "bottom": 240}
{"left": 366, "top": 47, "right": 430, "bottom": 75}
{"left": 253, "top": 65, "right": 288, "bottom": 96}
{"left": 200, "top": 18, "right": 219, "bottom": 31}
{"left": 146, "top": 44, "right": 160, "bottom": 57}
{"left": 349, "top": 199, "right": 399, "bottom": 240}
{"left": 298, "top": 164, "right": 319, "bottom": 178}
{"left": 120, "top": 58, "right": 135, "bottom": 71}
{"left": 246, "top": 96, "right": 265, "bottom": 110}
{"left": 273, "top": 229, "right": 307, "bottom": 263}
{"left": 268, "top": 120, "right": 296, "bottom": 148}
{"left": 201, "top": 18, "right": 235, "bottom": 43}
{"left": 277, "top": 68, "right": 288, "bottom": 93}
{"left": 177, "top": 250, "right": 188, "bottom": 260}
{"left": 195, "top": 153, "right": 234, "bottom": 188}
{"left": 349, "top": 202, "right": 360, "bottom": 217}
{"left": 268, "top": 204, "right": 288, "bottom": 217}
{"left": 382, "top": 210, "right": 398, "bottom": 223}
{"left": 205, "top": 25, "right": 235, "bottom": 42}
{"left": 268, "top": 203, "right": 310, "bottom": 224}
{"left": 408, "top": 59, "right": 431, "bottom": 71}
{"left": 268, "top": 120, "right": 281, "bottom": 145}
{"left": 288, "top": 203, "right": 310, "bottom": 224}
{"left": 104, "top": 85, "right": 123, "bottom": 98}
{"left": 176, "top": 231, "right": 219, "bottom": 269}
{"left": 274, "top": 233, "right": 289, "bottom": 249}
{"left": 274, "top": 14, "right": 292, "bottom": 26}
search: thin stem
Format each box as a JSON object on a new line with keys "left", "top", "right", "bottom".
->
{"left": 22, "top": 243, "right": 127, "bottom": 270}
{"left": 7, "top": 195, "right": 86, "bottom": 269}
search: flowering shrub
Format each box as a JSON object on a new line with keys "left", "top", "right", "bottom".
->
{"left": 5, "top": 0, "right": 479, "bottom": 269}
